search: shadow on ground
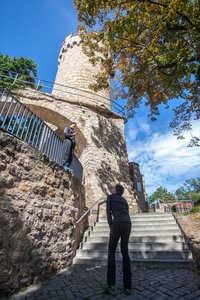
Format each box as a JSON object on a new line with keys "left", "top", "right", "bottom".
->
{"left": 7, "top": 262, "right": 200, "bottom": 300}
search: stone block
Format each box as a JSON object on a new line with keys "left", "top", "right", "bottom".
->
{"left": 18, "top": 182, "right": 32, "bottom": 192}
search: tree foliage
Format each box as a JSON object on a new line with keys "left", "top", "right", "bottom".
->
{"left": 175, "top": 177, "right": 200, "bottom": 201}
{"left": 74, "top": 0, "right": 200, "bottom": 145}
{"left": 0, "top": 54, "right": 38, "bottom": 91}
{"left": 149, "top": 186, "right": 175, "bottom": 202}
{"left": 149, "top": 178, "right": 200, "bottom": 202}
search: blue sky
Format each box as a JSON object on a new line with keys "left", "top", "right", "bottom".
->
{"left": 1, "top": 0, "right": 199, "bottom": 195}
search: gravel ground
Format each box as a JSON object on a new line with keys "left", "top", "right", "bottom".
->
{"left": 177, "top": 212, "right": 200, "bottom": 248}
{"left": 176, "top": 211, "right": 200, "bottom": 272}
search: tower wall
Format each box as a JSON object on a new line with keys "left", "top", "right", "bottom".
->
{"left": 52, "top": 34, "right": 111, "bottom": 110}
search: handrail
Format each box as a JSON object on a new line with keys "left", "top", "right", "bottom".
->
{"left": 0, "top": 70, "right": 126, "bottom": 118}
{"left": 0, "top": 90, "right": 83, "bottom": 181}
{"left": 74, "top": 197, "right": 106, "bottom": 225}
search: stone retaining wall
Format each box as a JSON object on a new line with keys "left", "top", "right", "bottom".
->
{"left": 0, "top": 132, "right": 87, "bottom": 297}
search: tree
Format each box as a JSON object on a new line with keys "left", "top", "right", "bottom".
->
{"left": 149, "top": 186, "right": 175, "bottom": 202}
{"left": 175, "top": 177, "right": 200, "bottom": 202}
{"left": 0, "top": 54, "right": 38, "bottom": 91}
{"left": 74, "top": 0, "right": 200, "bottom": 145}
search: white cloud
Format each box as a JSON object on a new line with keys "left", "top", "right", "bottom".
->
{"left": 126, "top": 116, "right": 151, "bottom": 141}
{"left": 127, "top": 121, "right": 200, "bottom": 195}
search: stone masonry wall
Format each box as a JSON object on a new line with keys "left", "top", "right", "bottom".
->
{"left": 0, "top": 132, "right": 87, "bottom": 297}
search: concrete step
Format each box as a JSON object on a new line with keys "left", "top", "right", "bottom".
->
{"left": 92, "top": 224, "right": 179, "bottom": 231}
{"left": 73, "top": 256, "right": 193, "bottom": 267}
{"left": 81, "top": 242, "right": 189, "bottom": 251}
{"left": 75, "top": 249, "right": 192, "bottom": 260}
{"left": 98, "top": 216, "right": 174, "bottom": 223}
{"left": 88, "top": 229, "right": 181, "bottom": 236}
{"left": 133, "top": 213, "right": 173, "bottom": 216}
{"left": 85, "top": 235, "right": 185, "bottom": 243}
{"left": 100, "top": 213, "right": 173, "bottom": 217}
{"left": 96, "top": 220, "right": 177, "bottom": 225}
{"left": 98, "top": 218, "right": 176, "bottom": 223}
{"left": 99, "top": 214, "right": 175, "bottom": 222}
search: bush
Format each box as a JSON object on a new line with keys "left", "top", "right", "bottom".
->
{"left": 189, "top": 205, "right": 200, "bottom": 214}
{"left": 194, "top": 199, "right": 200, "bottom": 207}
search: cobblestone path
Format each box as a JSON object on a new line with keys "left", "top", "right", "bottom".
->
{"left": 9, "top": 263, "right": 200, "bottom": 300}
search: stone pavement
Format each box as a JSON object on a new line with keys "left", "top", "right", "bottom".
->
{"left": 8, "top": 263, "right": 200, "bottom": 300}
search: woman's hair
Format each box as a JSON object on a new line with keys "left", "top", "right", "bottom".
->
{"left": 115, "top": 184, "right": 124, "bottom": 195}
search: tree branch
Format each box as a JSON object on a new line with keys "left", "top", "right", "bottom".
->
{"left": 141, "top": 0, "right": 167, "bottom": 9}
{"left": 167, "top": 24, "right": 189, "bottom": 31}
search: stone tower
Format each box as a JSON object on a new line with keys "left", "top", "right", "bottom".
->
{"left": 52, "top": 33, "right": 138, "bottom": 213}
{"left": 52, "top": 34, "right": 111, "bottom": 110}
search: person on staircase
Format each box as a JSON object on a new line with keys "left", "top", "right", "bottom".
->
{"left": 105, "top": 184, "right": 132, "bottom": 295}
{"left": 63, "top": 122, "right": 77, "bottom": 171}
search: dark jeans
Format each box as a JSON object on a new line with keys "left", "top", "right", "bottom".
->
{"left": 107, "top": 222, "right": 132, "bottom": 289}
{"left": 63, "top": 139, "right": 74, "bottom": 167}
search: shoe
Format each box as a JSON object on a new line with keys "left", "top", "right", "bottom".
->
{"left": 63, "top": 164, "right": 69, "bottom": 171}
{"left": 124, "top": 288, "right": 131, "bottom": 295}
{"left": 104, "top": 284, "right": 115, "bottom": 293}
{"left": 63, "top": 165, "right": 73, "bottom": 173}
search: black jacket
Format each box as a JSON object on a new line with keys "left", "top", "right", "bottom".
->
{"left": 106, "top": 193, "right": 131, "bottom": 228}
{"left": 64, "top": 127, "right": 75, "bottom": 144}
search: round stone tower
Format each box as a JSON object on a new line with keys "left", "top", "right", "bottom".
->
{"left": 52, "top": 34, "right": 111, "bottom": 110}
{"left": 52, "top": 33, "right": 138, "bottom": 214}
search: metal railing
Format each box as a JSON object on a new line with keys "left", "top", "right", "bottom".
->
{"left": 0, "top": 90, "right": 83, "bottom": 181}
{"left": 0, "top": 70, "right": 126, "bottom": 118}
{"left": 74, "top": 197, "right": 106, "bottom": 225}
{"left": 164, "top": 201, "right": 194, "bottom": 213}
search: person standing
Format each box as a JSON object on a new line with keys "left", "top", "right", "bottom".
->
{"left": 105, "top": 184, "right": 132, "bottom": 295}
{"left": 63, "top": 122, "right": 77, "bottom": 170}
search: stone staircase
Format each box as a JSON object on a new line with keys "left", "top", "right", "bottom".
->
{"left": 73, "top": 213, "right": 193, "bottom": 266}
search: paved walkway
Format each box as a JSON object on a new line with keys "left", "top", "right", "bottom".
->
{"left": 9, "top": 263, "right": 200, "bottom": 300}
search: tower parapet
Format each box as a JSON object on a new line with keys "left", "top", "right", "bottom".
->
{"left": 52, "top": 33, "right": 111, "bottom": 110}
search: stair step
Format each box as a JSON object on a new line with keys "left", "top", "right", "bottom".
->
{"left": 88, "top": 229, "right": 181, "bottom": 236}
{"left": 81, "top": 242, "right": 189, "bottom": 251}
{"left": 99, "top": 214, "right": 175, "bottom": 222}
{"left": 93, "top": 224, "right": 179, "bottom": 231}
{"left": 75, "top": 249, "right": 192, "bottom": 260}
{"left": 100, "top": 213, "right": 173, "bottom": 217}
{"left": 98, "top": 218, "right": 176, "bottom": 223}
{"left": 96, "top": 220, "right": 177, "bottom": 225}
{"left": 99, "top": 216, "right": 175, "bottom": 220}
{"left": 85, "top": 235, "right": 185, "bottom": 243}
{"left": 73, "top": 257, "right": 193, "bottom": 267}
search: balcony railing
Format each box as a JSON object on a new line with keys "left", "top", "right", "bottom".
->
{"left": 0, "top": 70, "right": 126, "bottom": 118}
{"left": 0, "top": 90, "right": 83, "bottom": 181}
